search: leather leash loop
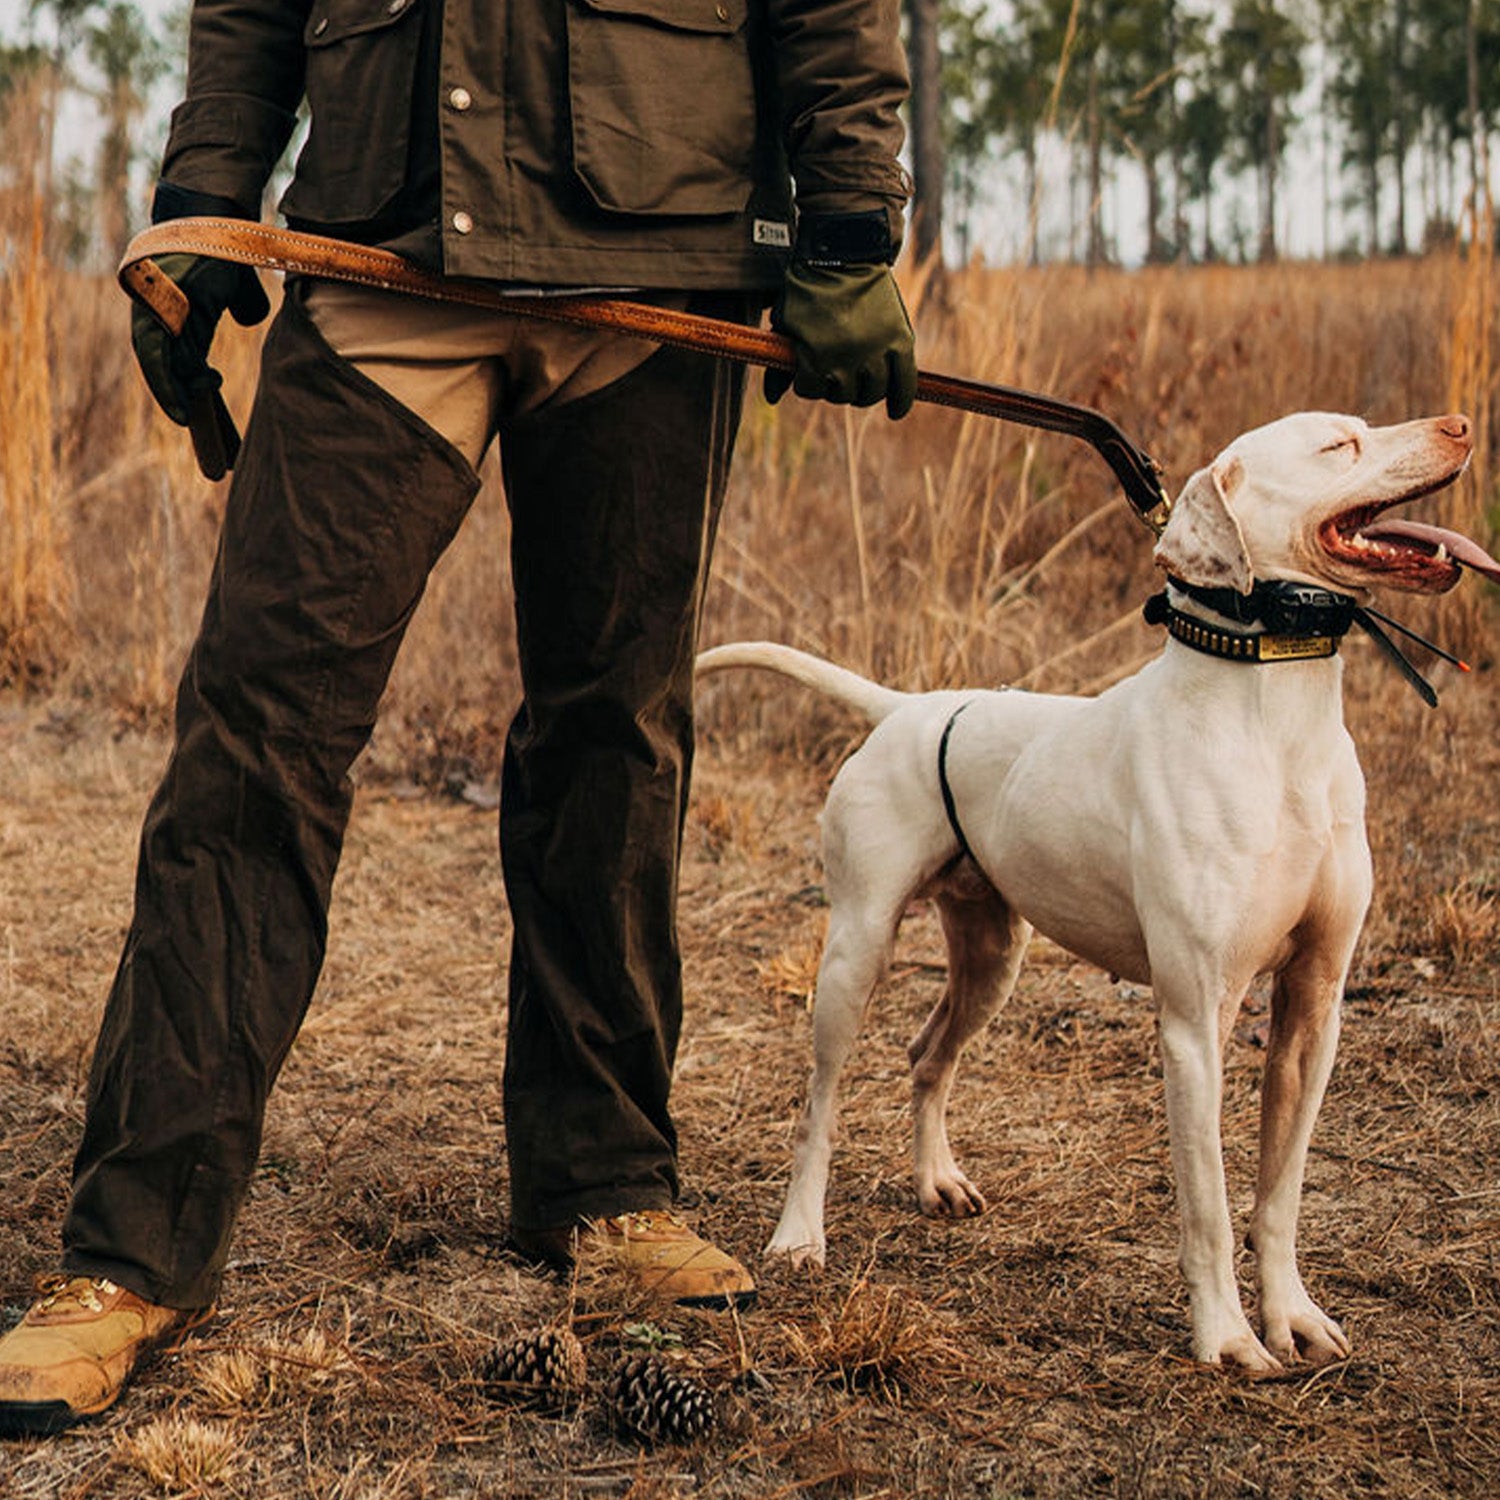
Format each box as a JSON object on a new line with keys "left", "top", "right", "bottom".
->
{"left": 119, "top": 217, "right": 1172, "bottom": 531}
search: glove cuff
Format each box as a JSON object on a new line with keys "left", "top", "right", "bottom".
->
{"left": 793, "top": 210, "right": 895, "bottom": 268}
{"left": 152, "top": 181, "right": 254, "bottom": 225}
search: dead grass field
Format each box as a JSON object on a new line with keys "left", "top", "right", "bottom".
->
{"left": 3, "top": 237, "right": 1500, "bottom": 1494}
{"left": 1, "top": 650, "right": 1498, "bottom": 1497}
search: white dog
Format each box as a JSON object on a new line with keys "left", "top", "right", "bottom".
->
{"left": 698, "top": 411, "right": 1489, "bottom": 1374}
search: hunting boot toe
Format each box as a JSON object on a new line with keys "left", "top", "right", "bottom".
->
{"left": 510, "top": 1210, "right": 757, "bottom": 1310}
{"left": 582, "top": 1210, "right": 757, "bottom": 1310}
{"left": 0, "top": 1275, "right": 211, "bottom": 1436}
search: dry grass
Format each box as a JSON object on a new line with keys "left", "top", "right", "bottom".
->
{"left": 1, "top": 679, "right": 1498, "bottom": 1496}
{"left": 776, "top": 1273, "right": 972, "bottom": 1401}
{"left": 112, "top": 1415, "right": 245, "bottom": 1492}
{"left": 2, "top": 215, "right": 1496, "bottom": 739}
{"left": 0, "top": 203, "right": 63, "bottom": 686}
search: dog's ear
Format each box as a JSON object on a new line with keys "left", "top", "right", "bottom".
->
{"left": 1153, "top": 455, "right": 1251, "bottom": 593}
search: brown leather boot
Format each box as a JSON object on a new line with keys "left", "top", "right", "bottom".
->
{"left": 0, "top": 1275, "right": 212, "bottom": 1436}
{"left": 511, "top": 1210, "right": 757, "bottom": 1310}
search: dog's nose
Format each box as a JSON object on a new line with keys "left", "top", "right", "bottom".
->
{"left": 1439, "top": 414, "right": 1472, "bottom": 441}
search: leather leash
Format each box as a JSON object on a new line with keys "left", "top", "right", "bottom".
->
{"left": 119, "top": 217, "right": 1172, "bottom": 531}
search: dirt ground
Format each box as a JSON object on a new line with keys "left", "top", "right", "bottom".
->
{"left": 0, "top": 673, "right": 1497, "bottom": 1499}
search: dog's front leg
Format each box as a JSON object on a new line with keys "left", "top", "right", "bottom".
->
{"left": 1157, "top": 987, "right": 1283, "bottom": 1373}
{"left": 1250, "top": 949, "right": 1354, "bottom": 1367}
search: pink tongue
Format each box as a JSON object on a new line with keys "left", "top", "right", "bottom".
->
{"left": 1363, "top": 518, "right": 1500, "bottom": 583}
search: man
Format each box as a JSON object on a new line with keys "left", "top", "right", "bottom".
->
{"left": 0, "top": 0, "right": 914, "bottom": 1435}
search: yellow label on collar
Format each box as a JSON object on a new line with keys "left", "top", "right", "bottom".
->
{"left": 1256, "top": 634, "right": 1336, "bottom": 661}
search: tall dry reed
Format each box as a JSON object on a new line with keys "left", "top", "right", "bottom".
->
{"left": 1441, "top": 197, "right": 1498, "bottom": 657}
{"left": 1, "top": 216, "right": 1495, "bottom": 767}
{"left": 700, "top": 250, "right": 1494, "bottom": 755}
{"left": 0, "top": 198, "right": 62, "bottom": 687}
{"left": 0, "top": 74, "right": 63, "bottom": 687}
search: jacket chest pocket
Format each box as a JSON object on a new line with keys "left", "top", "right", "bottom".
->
{"left": 567, "top": 0, "right": 756, "bottom": 217}
{"left": 281, "top": 0, "right": 426, "bottom": 225}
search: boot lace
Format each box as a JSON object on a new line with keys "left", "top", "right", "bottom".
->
{"left": 33, "top": 1275, "right": 119, "bottom": 1315}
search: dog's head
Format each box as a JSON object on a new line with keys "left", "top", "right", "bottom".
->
{"left": 1155, "top": 412, "right": 1487, "bottom": 597}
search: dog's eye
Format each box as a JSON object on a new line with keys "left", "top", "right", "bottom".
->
{"left": 1320, "top": 435, "right": 1361, "bottom": 458}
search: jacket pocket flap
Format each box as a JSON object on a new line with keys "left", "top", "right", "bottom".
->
{"left": 573, "top": 0, "right": 745, "bottom": 34}
{"left": 304, "top": 0, "right": 423, "bottom": 47}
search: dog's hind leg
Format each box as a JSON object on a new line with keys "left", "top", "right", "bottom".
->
{"left": 765, "top": 753, "right": 953, "bottom": 1269}
{"left": 765, "top": 885, "right": 908, "bottom": 1268}
{"left": 909, "top": 879, "right": 1030, "bottom": 1219}
{"left": 1250, "top": 932, "right": 1358, "bottom": 1367}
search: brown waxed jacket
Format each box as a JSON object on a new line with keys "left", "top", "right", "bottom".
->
{"left": 159, "top": 0, "right": 910, "bottom": 290}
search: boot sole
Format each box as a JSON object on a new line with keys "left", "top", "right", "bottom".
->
{"left": 0, "top": 1306, "right": 214, "bottom": 1439}
{"left": 0, "top": 1394, "right": 115, "bottom": 1438}
{"left": 674, "top": 1287, "right": 758, "bottom": 1312}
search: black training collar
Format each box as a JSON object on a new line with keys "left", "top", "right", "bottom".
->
{"left": 1143, "top": 578, "right": 1355, "bottom": 665}
{"left": 1143, "top": 575, "right": 1444, "bottom": 706}
{"left": 1143, "top": 595, "right": 1342, "bottom": 664}
{"left": 1163, "top": 577, "right": 1360, "bottom": 636}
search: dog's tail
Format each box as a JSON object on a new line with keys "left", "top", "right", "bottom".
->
{"left": 695, "top": 641, "right": 908, "bottom": 724}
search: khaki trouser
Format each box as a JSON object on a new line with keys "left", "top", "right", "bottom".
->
{"left": 62, "top": 281, "right": 747, "bottom": 1308}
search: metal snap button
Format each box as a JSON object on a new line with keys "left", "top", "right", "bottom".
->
{"left": 452, "top": 211, "right": 474, "bottom": 234}
{"left": 313, "top": 16, "right": 328, "bottom": 34}
{"left": 449, "top": 87, "right": 472, "bottom": 111}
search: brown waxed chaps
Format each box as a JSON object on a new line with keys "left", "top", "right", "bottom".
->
{"left": 62, "top": 285, "right": 745, "bottom": 1308}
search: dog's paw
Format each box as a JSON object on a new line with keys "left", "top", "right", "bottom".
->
{"left": 1204, "top": 1330, "right": 1285, "bottom": 1376}
{"left": 917, "top": 1169, "right": 987, "bottom": 1220}
{"left": 1192, "top": 1304, "right": 1285, "bottom": 1375}
{"left": 763, "top": 1226, "right": 826, "bottom": 1270}
{"left": 1263, "top": 1305, "right": 1350, "bottom": 1368}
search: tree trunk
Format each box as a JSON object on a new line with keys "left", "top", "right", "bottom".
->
{"left": 904, "top": 0, "right": 945, "bottom": 266}
{"left": 1144, "top": 157, "right": 1167, "bottom": 263}
{"left": 1086, "top": 51, "right": 1105, "bottom": 267}
{"left": 1024, "top": 132, "right": 1040, "bottom": 267}
{"left": 1391, "top": 0, "right": 1409, "bottom": 254}
{"left": 1259, "top": 100, "right": 1279, "bottom": 262}
{"left": 98, "top": 80, "right": 135, "bottom": 263}
{"left": 1166, "top": 0, "right": 1188, "bottom": 261}
{"left": 1468, "top": 0, "right": 1488, "bottom": 217}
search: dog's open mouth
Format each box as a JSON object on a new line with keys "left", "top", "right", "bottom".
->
{"left": 1318, "top": 476, "right": 1500, "bottom": 593}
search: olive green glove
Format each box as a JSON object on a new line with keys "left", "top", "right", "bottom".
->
{"left": 766, "top": 261, "right": 917, "bottom": 419}
{"left": 131, "top": 252, "right": 270, "bottom": 477}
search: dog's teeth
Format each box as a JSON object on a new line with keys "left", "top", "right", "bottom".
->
{"left": 1435, "top": 543, "right": 1450, "bottom": 562}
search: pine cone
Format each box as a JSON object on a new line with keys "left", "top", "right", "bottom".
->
{"left": 478, "top": 1325, "right": 587, "bottom": 1412}
{"left": 605, "top": 1354, "right": 715, "bottom": 1446}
